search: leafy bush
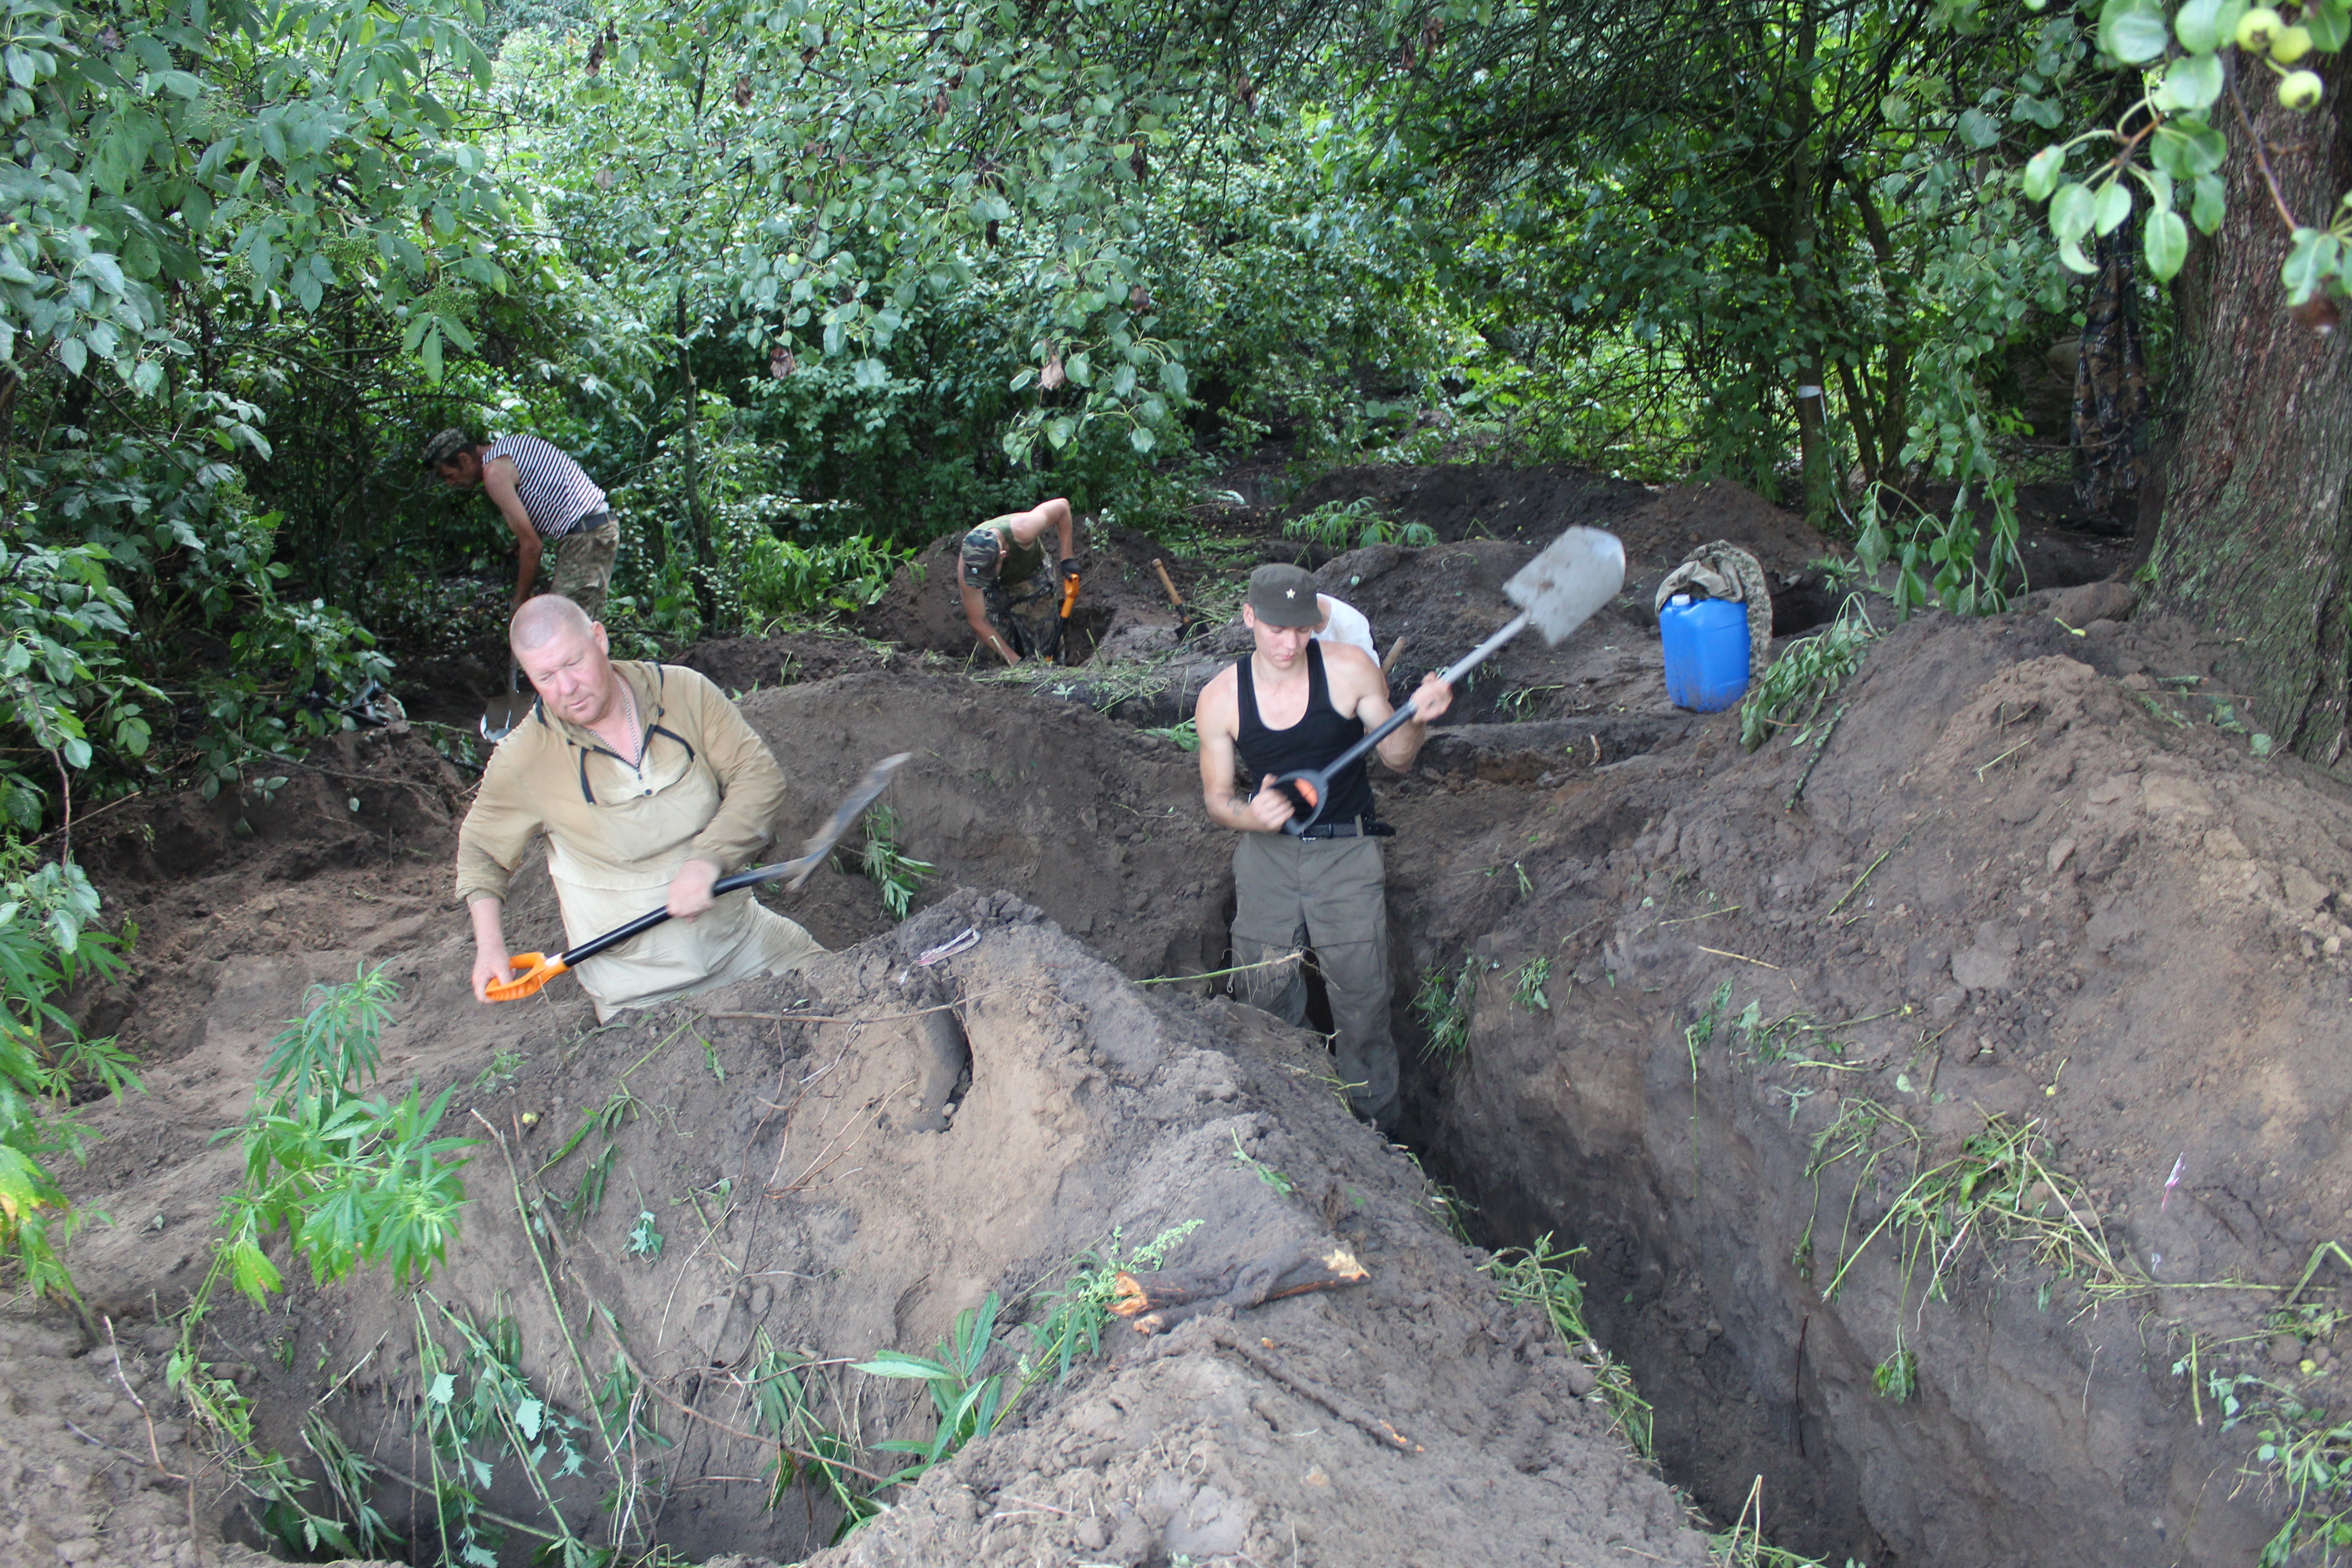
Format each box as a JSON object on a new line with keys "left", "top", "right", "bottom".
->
{"left": 0, "top": 851, "right": 136, "bottom": 1308}
{"left": 0, "top": 531, "right": 164, "bottom": 828}
{"left": 210, "top": 966, "right": 472, "bottom": 1302}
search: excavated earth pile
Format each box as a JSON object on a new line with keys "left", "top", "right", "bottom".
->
{"left": 1396, "top": 608, "right": 2352, "bottom": 1567}
{"left": 35, "top": 887, "right": 1719, "bottom": 1568}
{"left": 0, "top": 464, "right": 2313, "bottom": 1568}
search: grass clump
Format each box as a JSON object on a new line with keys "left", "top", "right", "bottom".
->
{"left": 858, "top": 804, "right": 933, "bottom": 920}
{"left": 1512, "top": 956, "right": 1553, "bottom": 1011}
{"left": 1485, "top": 1235, "right": 1653, "bottom": 1457}
{"left": 1414, "top": 953, "right": 1480, "bottom": 1060}
{"left": 1740, "top": 594, "right": 1878, "bottom": 751}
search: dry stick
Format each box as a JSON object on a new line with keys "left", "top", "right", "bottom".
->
{"left": 370, "top": 1461, "right": 568, "bottom": 1542}
{"left": 2226, "top": 57, "right": 2306, "bottom": 233}
{"left": 1696, "top": 945, "right": 1782, "bottom": 970}
{"left": 1137, "top": 950, "right": 1303, "bottom": 986}
{"left": 1826, "top": 848, "right": 1892, "bottom": 917}
{"left": 103, "top": 1316, "right": 203, "bottom": 1565}
{"left": 1656, "top": 905, "right": 1743, "bottom": 928}
{"left": 1203, "top": 1326, "right": 1422, "bottom": 1455}
{"left": 708, "top": 984, "right": 1015, "bottom": 1024}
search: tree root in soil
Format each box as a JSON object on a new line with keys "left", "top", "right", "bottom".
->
{"left": 1112, "top": 1237, "right": 1369, "bottom": 1334}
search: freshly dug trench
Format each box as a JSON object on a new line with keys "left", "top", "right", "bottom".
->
{"left": 1390, "top": 608, "right": 2347, "bottom": 1566}
{"left": 59, "top": 893, "right": 1731, "bottom": 1568}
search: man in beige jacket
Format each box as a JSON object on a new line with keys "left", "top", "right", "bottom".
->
{"left": 456, "top": 596, "right": 824, "bottom": 1017}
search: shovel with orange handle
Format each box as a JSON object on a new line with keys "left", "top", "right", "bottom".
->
{"left": 485, "top": 752, "right": 912, "bottom": 1002}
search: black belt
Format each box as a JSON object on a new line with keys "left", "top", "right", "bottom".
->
{"left": 1297, "top": 817, "right": 1394, "bottom": 839}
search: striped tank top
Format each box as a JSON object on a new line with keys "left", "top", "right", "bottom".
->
{"left": 482, "top": 435, "right": 608, "bottom": 539}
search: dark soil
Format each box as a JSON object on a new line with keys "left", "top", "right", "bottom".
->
{"left": 6, "top": 461, "right": 2336, "bottom": 1568}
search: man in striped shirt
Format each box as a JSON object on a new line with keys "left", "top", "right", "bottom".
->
{"left": 426, "top": 430, "right": 622, "bottom": 621}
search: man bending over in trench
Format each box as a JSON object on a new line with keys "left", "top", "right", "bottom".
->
{"left": 958, "top": 496, "right": 1078, "bottom": 666}
{"left": 1194, "top": 563, "right": 1453, "bottom": 1132}
{"left": 456, "top": 595, "right": 826, "bottom": 1018}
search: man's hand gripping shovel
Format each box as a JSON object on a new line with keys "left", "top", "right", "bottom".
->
{"left": 485, "top": 752, "right": 913, "bottom": 1002}
{"left": 1271, "top": 526, "right": 1626, "bottom": 833}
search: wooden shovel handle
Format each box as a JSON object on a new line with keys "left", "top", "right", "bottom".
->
{"left": 1151, "top": 559, "right": 1185, "bottom": 608}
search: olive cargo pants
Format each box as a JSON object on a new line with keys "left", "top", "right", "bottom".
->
{"left": 1228, "top": 832, "right": 1398, "bottom": 1130}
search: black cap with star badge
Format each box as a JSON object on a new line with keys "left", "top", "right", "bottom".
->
{"left": 1245, "top": 563, "right": 1321, "bottom": 627}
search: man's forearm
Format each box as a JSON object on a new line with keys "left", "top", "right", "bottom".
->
{"left": 469, "top": 896, "right": 506, "bottom": 949}
{"left": 513, "top": 541, "right": 543, "bottom": 602}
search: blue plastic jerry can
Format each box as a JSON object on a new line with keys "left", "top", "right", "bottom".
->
{"left": 1659, "top": 594, "right": 1751, "bottom": 712}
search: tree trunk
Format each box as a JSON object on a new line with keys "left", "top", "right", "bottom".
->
{"left": 677, "top": 286, "right": 715, "bottom": 620}
{"left": 2148, "top": 69, "right": 2352, "bottom": 763}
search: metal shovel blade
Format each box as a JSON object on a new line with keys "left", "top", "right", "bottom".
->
{"left": 480, "top": 663, "right": 529, "bottom": 742}
{"left": 1503, "top": 526, "right": 1627, "bottom": 647}
{"left": 778, "top": 751, "right": 914, "bottom": 890}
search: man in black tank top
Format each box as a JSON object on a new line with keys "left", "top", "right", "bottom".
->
{"left": 1194, "top": 564, "right": 1455, "bottom": 1132}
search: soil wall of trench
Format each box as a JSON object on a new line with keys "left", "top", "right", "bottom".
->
{"left": 1387, "top": 608, "right": 2352, "bottom": 1567}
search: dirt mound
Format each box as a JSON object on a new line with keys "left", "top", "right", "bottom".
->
{"left": 1389, "top": 603, "right": 2340, "bottom": 1565}
{"left": 675, "top": 627, "right": 926, "bottom": 694}
{"left": 1290, "top": 462, "right": 1652, "bottom": 543}
{"left": 44, "top": 884, "right": 1718, "bottom": 1568}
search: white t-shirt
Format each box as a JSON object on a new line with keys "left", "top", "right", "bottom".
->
{"left": 1314, "top": 594, "right": 1377, "bottom": 662}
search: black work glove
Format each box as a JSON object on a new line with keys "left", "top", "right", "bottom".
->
{"left": 1059, "top": 557, "right": 1080, "bottom": 581}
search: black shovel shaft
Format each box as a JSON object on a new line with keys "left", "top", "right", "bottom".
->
{"left": 544, "top": 860, "right": 810, "bottom": 970}
{"left": 1276, "top": 610, "right": 1532, "bottom": 833}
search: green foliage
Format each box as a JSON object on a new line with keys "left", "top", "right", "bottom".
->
{"left": 627, "top": 1210, "right": 664, "bottom": 1260}
{"left": 1021, "top": 1221, "right": 1202, "bottom": 1387}
{"left": 1282, "top": 499, "right": 1438, "bottom": 552}
{"left": 856, "top": 1294, "right": 1010, "bottom": 1484}
{"left": 1142, "top": 716, "right": 1201, "bottom": 751}
{"left": 412, "top": 1301, "right": 605, "bottom": 1568}
{"left": 1511, "top": 956, "right": 1553, "bottom": 1012}
{"left": 746, "top": 1337, "right": 880, "bottom": 1539}
{"left": 0, "top": 850, "right": 135, "bottom": 1306}
{"left": 1484, "top": 1235, "right": 1654, "bottom": 1457}
{"left": 1414, "top": 953, "right": 1480, "bottom": 1059}
{"left": 214, "top": 967, "right": 471, "bottom": 1303}
{"left": 858, "top": 805, "right": 933, "bottom": 921}
{"left": 1995, "top": 0, "right": 2350, "bottom": 303}
{"left": 0, "top": 532, "right": 162, "bottom": 826}
{"left": 1740, "top": 595, "right": 1881, "bottom": 751}
{"left": 1230, "top": 1128, "right": 1296, "bottom": 1196}
{"left": 735, "top": 529, "right": 911, "bottom": 627}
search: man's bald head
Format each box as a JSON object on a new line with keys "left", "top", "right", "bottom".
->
{"left": 511, "top": 595, "right": 593, "bottom": 653}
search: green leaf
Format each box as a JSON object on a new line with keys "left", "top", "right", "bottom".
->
{"left": 2156, "top": 52, "right": 2223, "bottom": 111}
{"left": 2024, "top": 146, "right": 2066, "bottom": 201}
{"left": 2145, "top": 208, "right": 2189, "bottom": 279}
{"left": 2058, "top": 236, "right": 2097, "bottom": 274}
{"left": 2192, "top": 173, "right": 2226, "bottom": 234}
{"left": 2098, "top": 0, "right": 2171, "bottom": 61}
{"left": 228, "top": 1238, "right": 283, "bottom": 1303}
{"left": 2049, "top": 182, "right": 2097, "bottom": 242}
{"left": 419, "top": 324, "right": 443, "bottom": 384}
{"left": 1128, "top": 425, "right": 1156, "bottom": 453}
{"left": 428, "top": 1371, "right": 456, "bottom": 1405}
{"left": 2093, "top": 180, "right": 2134, "bottom": 235}
{"left": 2174, "top": 0, "right": 2228, "bottom": 49}
{"left": 2308, "top": 0, "right": 2350, "bottom": 51}
{"left": 2283, "top": 227, "right": 2345, "bottom": 304}
{"left": 1957, "top": 108, "right": 2000, "bottom": 148}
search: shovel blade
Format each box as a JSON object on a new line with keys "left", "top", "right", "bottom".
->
{"left": 1504, "top": 527, "right": 1627, "bottom": 646}
{"left": 783, "top": 751, "right": 914, "bottom": 889}
{"left": 479, "top": 691, "right": 530, "bottom": 741}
